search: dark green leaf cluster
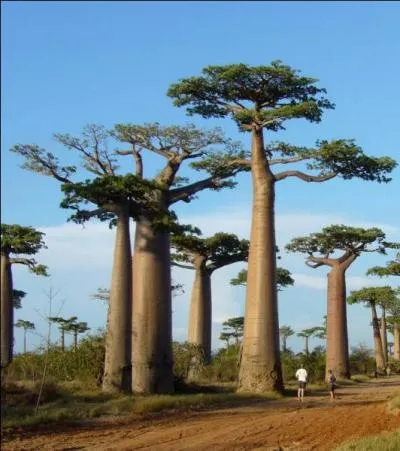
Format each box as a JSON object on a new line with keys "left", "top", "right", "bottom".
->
{"left": 15, "top": 319, "right": 35, "bottom": 330}
{"left": 286, "top": 225, "right": 393, "bottom": 257}
{"left": 1, "top": 224, "right": 47, "bottom": 255}
{"left": 167, "top": 61, "right": 334, "bottom": 131}
{"left": 113, "top": 122, "right": 227, "bottom": 157}
{"left": 12, "top": 289, "right": 27, "bottom": 309}
{"left": 230, "top": 267, "right": 294, "bottom": 291}
{"left": 60, "top": 174, "right": 163, "bottom": 225}
{"left": 172, "top": 232, "right": 249, "bottom": 269}
{"left": 367, "top": 252, "right": 400, "bottom": 277}
{"left": 347, "top": 286, "right": 399, "bottom": 307}
{"left": 306, "top": 140, "right": 397, "bottom": 182}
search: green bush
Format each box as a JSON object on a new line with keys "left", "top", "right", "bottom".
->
{"left": 349, "top": 344, "right": 375, "bottom": 375}
{"left": 200, "top": 345, "right": 240, "bottom": 382}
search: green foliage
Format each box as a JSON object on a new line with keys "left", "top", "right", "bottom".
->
{"left": 0, "top": 224, "right": 47, "bottom": 256}
{"left": 305, "top": 139, "right": 396, "bottom": 183}
{"left": 12, "top": 289, "right": 26, "bottom": 309}
{"left": 281, "top": 347, "right": 326, "bottom": 383}
{"left": 167, "top": 61, "right": 334, "bottom": 131}
{"left": 368, "top": 252, "right": 400, "bottom": 277}
{"left": 172, "top": 231, "right": 249, "bottom": 270}
{"left": 8, "top": 333, "right": 105, "bottom": 383}
{"left": 347, "top": 286, "right": 399, "bottom": 308}
{"left": 14, "top": 320, "right": 35, "bottom": 331}
{"left": 172, "top": 341, "right": 205, "bottom": 382}
{"left": 334, "top": 430, "right": 400, "bottom": 451}
{"left": 219, "top": 317, "right": 244, "bottom": 345}
{"left": 230, "top": 267, "right": 294, "bottom": 291}
{"left": 349, "top": 344, "right": 375, "bottom": 375}
{"left": 201, "top": 345, "right": 240, "bottom": 382}
{"left": 286, "top": 224, "right": 396, "bottom": 258}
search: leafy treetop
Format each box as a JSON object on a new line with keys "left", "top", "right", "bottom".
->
{"left": 15, "top": 319, "right": 35, "bottom": 331}
{"left": 168, "top": 62, "right": 396, "bottom": 184}
{"left": 230, "top": 267, "right": 294, "bottom": 291}
{"left": 171, "top": 232, "right": 249, "bottom": 272}
{"left": 367, "top": 252, "right": 400, "bottom": 277}
{"left": 0, "top": 224, "right": 48, "bottom": 275}
{"left": 347, "top": 286, "right": 399, "bottom": 309}
{"left": 285, "top": 225, "right": 399, "bottom": 269}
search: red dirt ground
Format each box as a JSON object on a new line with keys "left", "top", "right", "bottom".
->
{"left": 2, "top": 376, "right": 400, "bottom": 450}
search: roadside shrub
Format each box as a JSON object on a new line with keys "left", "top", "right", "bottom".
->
{"left": 172, "top": 341, "right": 205, "bottom": 383}
{"left": 200, "top": 345, "right": 240, "bottom": 382}
{"left": 349, "top": 344, "right": 375, "bottom": 375}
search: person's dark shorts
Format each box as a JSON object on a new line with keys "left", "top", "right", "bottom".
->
{"left": 329, "top": 383, "right": 335, "bottom": 391}
{"left": 299, "top": 381, "right": 306, "bottom": 389}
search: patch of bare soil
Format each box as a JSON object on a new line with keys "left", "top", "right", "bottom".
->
{"left": 2, "top": 376, "right": 400, "bottom": 450}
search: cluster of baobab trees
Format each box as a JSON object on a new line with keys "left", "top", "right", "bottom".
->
{"left": 2, "top": 60, "right": 399, "bottom": 394}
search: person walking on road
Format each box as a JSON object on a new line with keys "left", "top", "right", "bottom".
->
{"left": 327, "top": 369, "right": 337, "bottom": 401}
{"left": 295, "top": 364, "right": 308, "bottom": 402}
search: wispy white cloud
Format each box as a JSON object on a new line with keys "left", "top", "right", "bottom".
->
{"left": 13, "top": 208, "right": 398, "bottom": 353}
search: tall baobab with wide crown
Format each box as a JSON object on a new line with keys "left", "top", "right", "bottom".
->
{"left": 168, "top": 61, "right": 396, "bottom": 392}
{"left": 171, "top": 231, "right": 249, "bottom": 362}
{"left": 112, "top": 123, "right": 246, "bottom": 393}
{"left": 1, "top": 224, "right": 48, "bottom": 369}
{"left": 286, "top": 225, "right": 398, "bottom": 378}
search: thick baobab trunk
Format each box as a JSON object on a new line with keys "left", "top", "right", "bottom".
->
{"left": 380, "top": 308, "right": 388, "bottom": 365}
{"left": 238, "top": 127, "right": 283, "bottom": 393}
{"left": 132, "top": 216, "right": 173, "bottom": 394}
{"left": 326, "top": 265, "right": 350, "bottom": 379}
{"left": 102, "top": 210, "right": 132, "bottom": 393}
{"left": 370, "top": 303, "right": 385, "bottom": 372}
{"left": 394, "top": 324, "right": 400, "bottom": 360}
{"left": 187, "top": 262, "right": 212, "bottom": 363}
{"left": 1, "top": 251, "right": 13, "bottom": 369}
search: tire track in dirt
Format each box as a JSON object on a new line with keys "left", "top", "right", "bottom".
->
{"left": 3, "top": 377, "right": 400, "bottom": 451}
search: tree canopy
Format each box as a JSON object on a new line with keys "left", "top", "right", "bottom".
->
{"left": 1, "top": 224, "right": 48, "bottom": 275}
{"left": 285, "top": 225, "right": 398, "bottom": 267}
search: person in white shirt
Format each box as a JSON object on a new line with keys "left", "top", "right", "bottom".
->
{"left": 295, "top": 365, "right": 308, "bottom": 402}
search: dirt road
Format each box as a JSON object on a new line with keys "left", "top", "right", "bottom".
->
{"left": 3, "top": 377, "right": 400, "bottom": 450}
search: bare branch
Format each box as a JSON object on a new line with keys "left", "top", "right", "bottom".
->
{"left": 306, "top": 255, "right": 334, "bottom": 268}
{"left": 171, "top": 261, "right": 195, "bottom": 270}
{"left": 269, "top": 156, "right": 309, "bottom": 166}
{"left": 169, "top": 176, "right": 226, "bottom": 205}
{"left": 275, "top": 170, "right": 336, "bottom": 182}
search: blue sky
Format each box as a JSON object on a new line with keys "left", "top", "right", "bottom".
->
{"left": 2, "top": 1, "right": 399, "bottom": 354}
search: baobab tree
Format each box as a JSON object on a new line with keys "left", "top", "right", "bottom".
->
{"left": 49, "top": 316, "right": 78, "bottom": 351}
{"left": 386, "top": 298, "right": 400, "bottom": 361}
{"left": 219, "top": 317, "right": 245, "bottom": 347}
{"left": 279, "top": 325, "right": 295, "bottom": 353}
{"left": 297, "top": 327, "right": 325, "bottom": 355}
{"left": 112, "top": 123, "right": 246, "bottom": 393}
{"left": 67, "top": 319, "right": 90, "bottom": 351}
{"left": 11, "top": 125, "right": 155, "bottom": 393}
{"left": 15, "top": 319, "right": 35, "bottom": 354}
{"left": 168, "top": 61, "right": 396, "bottom": 392}
{"left": 172, "top": 232, "right": 249, "bottom": 362}
{"left": 1, "top": 224, "right": 48, "bottom": 369}
{"left": 347, "top": 286, "right": 398, "bottom": 372}
{"left": 286, "top": 225, "right": 398, "bottom": 378}
{"left": 367, "top": 252, "right": 399, "bottom": 361}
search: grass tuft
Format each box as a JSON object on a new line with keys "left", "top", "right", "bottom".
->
{"left": 334, "top": 429, "right": 400, "bottom": 450}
